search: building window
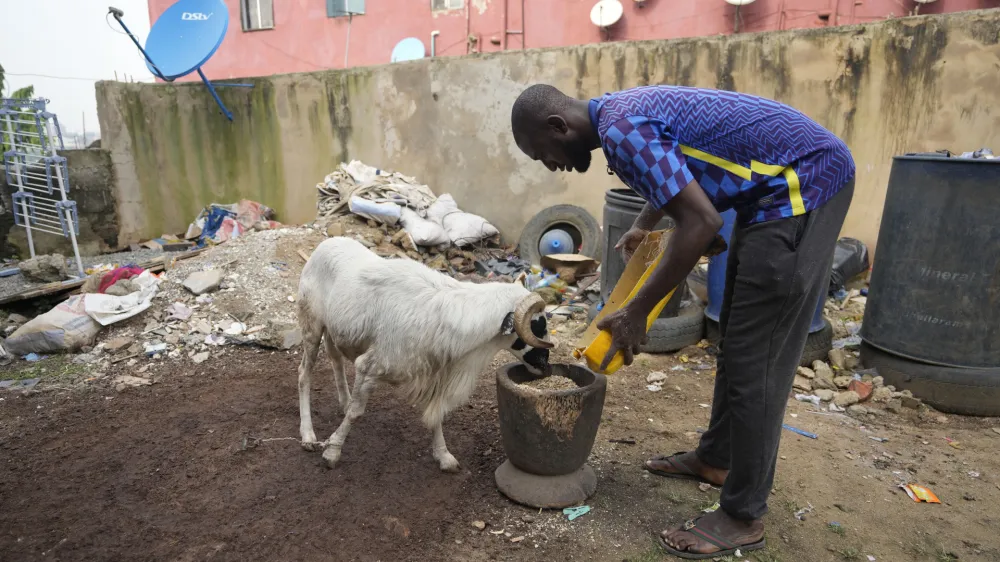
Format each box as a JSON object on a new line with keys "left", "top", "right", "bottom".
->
{"left": 328, "top": 0, "right": 366, "bottom": 17}
{"left": 431, "top": 0, "right": 463, "bottom": 11}
{"left": 240, "top": 0, "right": 274, "bottom": 31}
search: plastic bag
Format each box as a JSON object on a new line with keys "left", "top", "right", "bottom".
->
{"left": 829, "top": 238, "right": 869, "bottom": 293}
{"left": 399, "top": 208, "right": 450, "bottom": 247}
{"left": 4, "top": 295, "right": 101, "bottom": 355}
{"left": 426, "top": 194, "right": 499, "bottom": 247}
{"left": 83, "top": 270, "right": 161, "bottom": 326}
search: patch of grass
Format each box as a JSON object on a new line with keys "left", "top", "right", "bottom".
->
{"left": 0, "top": 356, "right": 90, "bottom": 383}
{"left": 752, "top": 550, "right": 782, "bottom": 562}
{"left": 624, "top": 545, "right": 662, "bottom": 562}
{"left": 827, "top": 522, "right": 846, "bottom": 536}
{"left": 935, "top": 549, "right": 959, "bottom": 562}
{"left": 837, "top": 547, "right": 861, "bottom": 561}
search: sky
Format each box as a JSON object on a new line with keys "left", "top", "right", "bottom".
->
{"left": 1, "top": 0, "right": 153, "bottom": 146}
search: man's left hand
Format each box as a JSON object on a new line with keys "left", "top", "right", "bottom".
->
{"left": 596, "top": 304, "right": 648, "bottom": 371}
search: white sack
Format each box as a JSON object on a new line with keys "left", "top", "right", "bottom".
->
{"left": 426, "top": 194, "right": 499, "bottom": 247}
{"left": 83, "top": 270, "right": 161, "bottom": 326}
{"left": 4, "top": 295, "right": 101, "bottom": 355}
{"left": 399, "top": 207, "right": 450, "bottom": 247}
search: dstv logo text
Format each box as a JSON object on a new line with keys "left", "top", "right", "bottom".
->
{"left": 181, "top": 12, "right": 213, "bottom": 20}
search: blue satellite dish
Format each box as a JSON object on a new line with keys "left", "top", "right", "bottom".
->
{"left": 143, "top": 0, "right": 229, "bottom": 80}
{"left": 109, "top": 1, "right": 251, "bottom": 121}
{"left": 391, "top": 38, "right": 426, "bottom": 63}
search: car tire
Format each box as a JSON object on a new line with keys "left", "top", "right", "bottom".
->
{"left": 518, "top": 205, "right": 602, "bottom": 266}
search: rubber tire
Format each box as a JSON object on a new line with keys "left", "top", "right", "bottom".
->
{"left": 518, "top": 205, "right": 602, "bottom": 266}
{"left": 586, "top": 302, "right": 705, "bottom": 354}
{"left": 643, "top": 304, "right": 706, "bottom": 353}
{"left": 799, "top": 319, "right": 833, "bottom": 368}
{"left": 704, "top": 317, "right": 832, "bottom": 368}
{"left": 860, "top": 341, "right": 1000, "bottom": 416}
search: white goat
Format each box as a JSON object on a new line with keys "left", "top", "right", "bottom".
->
{"left": 297, "top": 236, "right": 554, "bottom": 472}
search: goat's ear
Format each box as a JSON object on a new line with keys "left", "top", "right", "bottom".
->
{"left": 515, "top": 272, "right": 527, "bottom": 287}
{"left": 500, "top": 312, "right": 516, "bottom": 335}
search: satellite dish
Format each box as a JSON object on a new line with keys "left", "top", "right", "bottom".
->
{"left": 724, "top": 0, "right": 756, "bottom": 5}
{"left": 143, "top": 0, "right": 229, "bottom": 80}
{"left": 391, "top": 38, "right": 426, "bottom": 63}
{"left": 109, "top": 0, "right": 251, "bottom": 121}
{"left": 590, "top": 0, "right": 624, "bottom": 28}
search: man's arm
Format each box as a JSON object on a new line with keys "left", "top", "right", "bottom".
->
{"left": 596, "top": 116, "right": 723, "bottom": 368}
{"left": 633, "top": 202, "right": 665, "bottom": 231}
{"left": 628, "top": 182, "right": 722, "bottom": 318}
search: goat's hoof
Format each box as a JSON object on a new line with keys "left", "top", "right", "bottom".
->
{"left": 438, "top": 455, "right": 461, "bottom": 473}
{"left": 300, "top": 431, "right": 318, "bottom": 451}
{"left": 322, "top": 446, "right": 342, "bottom": 468}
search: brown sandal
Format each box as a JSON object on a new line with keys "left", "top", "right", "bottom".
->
{"left": 644, "top": 452, "right": 713, "bottom": 484}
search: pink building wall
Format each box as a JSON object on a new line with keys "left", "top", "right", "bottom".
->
{"left": 149, "top": 0, "right": 1000, "bottom": 81}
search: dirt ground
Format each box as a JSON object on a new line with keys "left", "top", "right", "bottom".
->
{"left": 2, "top": 335, "right": 1000, "bottom": 562}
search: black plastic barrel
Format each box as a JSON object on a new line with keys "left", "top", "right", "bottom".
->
{"left": 862, "top": 155, "right": 1000, "bottom": 369}
{"left": 601, "top": 189, "right": 681, "bottom": 317}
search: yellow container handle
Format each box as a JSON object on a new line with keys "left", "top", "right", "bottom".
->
{"left": 574, "top": 249, "right": 677, "bottom": 375}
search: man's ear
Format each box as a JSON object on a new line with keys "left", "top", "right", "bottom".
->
{"left": 501, "top": 312, "right": 516, "bottom": 335}
{"left": 546, "top": 114, "right": 569, "bottom": 134}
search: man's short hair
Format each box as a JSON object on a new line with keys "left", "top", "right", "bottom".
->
{"left": 511, "top": 84, "right": 570, "bottom": 131}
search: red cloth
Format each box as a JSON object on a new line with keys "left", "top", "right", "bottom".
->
{"left": 97, "top": 266, "right": 145, "bottom": 294}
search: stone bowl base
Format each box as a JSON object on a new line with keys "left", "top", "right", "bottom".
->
{"left": 494, "top": 459, "right": 597, "bottom": 509}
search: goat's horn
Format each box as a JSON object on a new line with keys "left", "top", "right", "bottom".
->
{"left": 513, "top": 293, "right": 554, "bottom": 349}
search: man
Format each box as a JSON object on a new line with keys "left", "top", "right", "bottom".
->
{"left": 510, "top": 84, "right": 854, "bottom": 558}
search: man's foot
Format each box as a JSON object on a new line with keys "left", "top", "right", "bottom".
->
{"left": 658, "top": 509, "right": 765, "bottom": 559}
{"left": 644, "top": 452, "right": 728, "bottom": 486}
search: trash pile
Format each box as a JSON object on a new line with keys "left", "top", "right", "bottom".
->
{"left": 316, "top": 160, "right": 500, "bottom": 249}
{"left": 184, "top": 199, "right": 280, "bottom": 247}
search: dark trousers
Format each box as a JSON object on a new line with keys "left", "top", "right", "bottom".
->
{"left": 696, "top": 180, "right": 855, "bottom": 520}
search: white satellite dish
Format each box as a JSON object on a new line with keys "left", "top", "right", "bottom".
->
{"left": 913, "top": 0, "right": 938, "bottom": 3}
{"left": 590, "top": 0, "right": 623, "bottom": 28}
{"left": 724, "top": 0, "right": 756, "bottom": 5}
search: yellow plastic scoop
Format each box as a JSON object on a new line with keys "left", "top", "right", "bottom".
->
{"left": 573, "top": 229, "right": 677, "bottom": 375}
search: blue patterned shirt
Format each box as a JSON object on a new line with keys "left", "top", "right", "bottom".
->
{"left": 589, "top": 86, "right": 855, "bottom": 224}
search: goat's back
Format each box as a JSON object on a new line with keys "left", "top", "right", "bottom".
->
{"left": 298, "top": 237, "right": 518, "bottom": 368}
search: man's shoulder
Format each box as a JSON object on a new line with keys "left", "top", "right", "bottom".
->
{"left": 596, "top": 86, "right": 721, "bottom": 133}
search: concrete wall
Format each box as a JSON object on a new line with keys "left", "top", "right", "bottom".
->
{"left": 150, "top": 0, "right": 1000, "bottom": 78}
{"left": 97, "top": 10, "right": 1000, "bottom": 256}
{"left": 1, "top": 149, "right": 120, "bottom": 258}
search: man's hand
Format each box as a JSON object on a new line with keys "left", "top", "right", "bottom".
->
{"left": 615, "top": 228, "right": 649, "bottom": 263}
{"left": 596, "top": 304, "right": 648, "bottom": 371}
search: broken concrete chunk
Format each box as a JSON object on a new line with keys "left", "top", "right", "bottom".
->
{"left": 792, "top": 375, "right": 813, "bottom": 393}
{"left": 833, "top": 376, "right": 853, "bottom": 389}
{"left": 796, "top": 366, "right": 815, "bottom": 379}
{"left": 814, "top": 389, "right": 835, "bottom": 402}
{"left": 901, "top": 396, "right": 922, "bottom": 409}
{"left": 833, "top": 390, "right": 860, "bottom": 408}
{"left": 828, "top": 348, "right": 847, "bottom": 370}
{"left": 182, "top": 270, "right": 223, "bottom": 295}
{"left": 886, "top": 398, "right": 903, "bottom": 414}
{"left": 192, "top": 351, "right": 210, "bottom": 364}
{"left": 19, "top": 254, "right": 69, "bottom": 283}
{"left": 872, "top": 376, "right": 884, "bottom": 388}
{"left": 811, "top": 360, "right": 834, "bottom": 381}
{"left": 871, "top": 386, "right": 892, "bottom": 403}
{"left": 256, "top": 320, "right": 302, "bottom": 350}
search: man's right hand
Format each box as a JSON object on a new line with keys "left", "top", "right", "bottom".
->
{"left": 615, "top": 228, "right": 649, "bottom": 263}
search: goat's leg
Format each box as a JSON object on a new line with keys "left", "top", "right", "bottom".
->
{"left": 323, "top": 336, "right": 351, "bottom": 413}
{"left": 431, "top": 423, "right": 461, "bottom": 473}
{"left": 322, "top": 353, "right": 378, "bottom": 468}
{"left": 297, "top": 321, "right": 324, "bottom": 451}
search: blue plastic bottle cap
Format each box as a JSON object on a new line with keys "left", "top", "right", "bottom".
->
{"left": 539, "top": 229, "right": 574, "bottom": 257}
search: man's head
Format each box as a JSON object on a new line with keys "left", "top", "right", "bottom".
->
{"left": 511, "top": 84, "right": 596, "bottom": 173}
